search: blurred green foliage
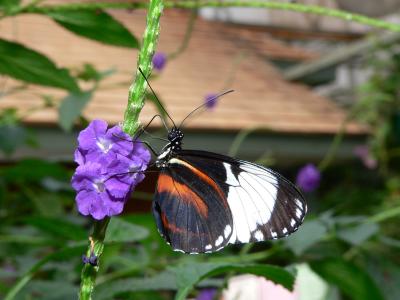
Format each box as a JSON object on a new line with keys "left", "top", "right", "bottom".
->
{"left": 0, "top": 1, "right": 400, "bottom": 300}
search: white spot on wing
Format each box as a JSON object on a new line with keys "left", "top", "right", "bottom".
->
{"left": 290, "top": 219, "right": 296, "bottom": 227}
{"left": 282, "top": 227, "right": 288, "bottom": 234}
{"left": 205, "top": 244, "right": 212, "bottom": 250}
{"left": 271, "top": 230, "right": 278, "bottom": 238}
{"left": 224, "top": 225, "right": 232, "bottom": 238}
{"left": 173, "top": 248, "right": 185, "bottom": 253}
{"left": 295, "top": 199, "right": 303, "bottom": 209}
{"left": 254, "top": 230, "right": 264, "bottom": 241}
{"left": 296, "top": 208, "right": 302, "bottom": 219}
{"left": 223, "top": 162, "right": 239, "bottom": 185}
{"left": 215, "top": 235, "right": 224, "bottom": 247}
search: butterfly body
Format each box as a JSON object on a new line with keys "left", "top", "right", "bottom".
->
{"left": 155, "top": 127, "right": 184, "bottom": 169}
{"left": 152, "top": 126, "right": 307, "bottom": 254}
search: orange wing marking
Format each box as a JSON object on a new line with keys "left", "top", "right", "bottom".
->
{"left": 161, "top": 212, "right": 184, "bottom": 233}
{"left": 157, "top": 173, "right": 208, "bottom": 217}
{"left": 169, "top": 158, "right": 227, "bottom": 206}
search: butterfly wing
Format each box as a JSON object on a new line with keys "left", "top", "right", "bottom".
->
{"left": 152, "top": 150, "right": 307, "bottom": 253}
{"left": 153, "top": 160, "right": 233, "bottom": 254}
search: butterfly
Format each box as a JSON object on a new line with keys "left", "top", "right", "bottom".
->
{"left": 138, "top": 69, "right": 307, "bottom": 254}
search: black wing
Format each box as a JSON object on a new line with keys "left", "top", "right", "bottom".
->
{"left": 152, "top": 150, "right": 307, "bottom": 254}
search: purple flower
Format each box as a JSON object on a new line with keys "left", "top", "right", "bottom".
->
{"left": 71, "top": 120, "right": 151, "bottom": 220}
{"left": 204, "top": 93, "right": 218, "bottom": 109}
{"left": 152, "top": 52, "right": 167, "bottom": 71}
{"left": 296, "top": 164, "right": 321, "bottom": 193}
{"left": 76, "top": 120, "right": 132, "bottom": 164}
{"left": 354, "top": 145, "right": 377, "bottom": 169}
{"left": 196, "top": 288, "right": 217, "bottom": 300}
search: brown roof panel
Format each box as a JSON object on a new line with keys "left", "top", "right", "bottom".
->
{"left": 0, "top": 10, "right": 365, "bottom": 135}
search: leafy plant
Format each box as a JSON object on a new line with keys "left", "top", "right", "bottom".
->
{"left": 1, "top": 1, "right": 400, "bottom": 300}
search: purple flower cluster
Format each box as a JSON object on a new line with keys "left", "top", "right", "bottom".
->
{"left": 296, "top": 163, "right": 321, "bottom": 193}
{"left": 71, "top": 120, "right": 151, "bottom": 220}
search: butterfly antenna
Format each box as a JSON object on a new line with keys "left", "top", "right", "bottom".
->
{"left": 138, "top": 67, "right": 176, "bottom": 128}
{"left": 178, "top": 89, "right": 234, "bottom": 129}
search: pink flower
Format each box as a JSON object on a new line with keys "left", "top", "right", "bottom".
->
{"left": 354, "top": 145, "right": 377, "bottom": 169}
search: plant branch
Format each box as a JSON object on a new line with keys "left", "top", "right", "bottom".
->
{"left": 122, "top": 0, "right": 164, "bottom": 135}
{"left": 318, "top": 110, "right": 359, "bottom": 171}
{"left": 168, "top": 9, "right": 196, "bottom": 60}
{"left": 79, "top": 218, "right": 110, "bottom": 300}
{"left": 6, "top": 1, "right": 400, "bottom": 33}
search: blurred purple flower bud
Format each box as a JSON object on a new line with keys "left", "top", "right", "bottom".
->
{"left": 82, "top": 254, "right": 89, "bottom": 264}
{"left": 88, "top": 254, "right": 98, "bottom": 266}
{"left": 152, "top": 52, "right": 167, "bottom": 71}
{"left": 71, "top": 120, "right": 151, "bottom": 220}
{"left": 296, "top": 164, "right": 321, "bottom": 193}
{"left": 204, "top": 93, "right": 218, "bottom": 109}
{"left": 196, "top": 288, "right": 217, "bottom": 300}
{"left": 82, "top": 253, "right": 98, "bottom": 266}
{"left": 354, "top": 145, "right": 377, "bottom": 169}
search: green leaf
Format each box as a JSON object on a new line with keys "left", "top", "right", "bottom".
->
{"left": 58, "top": 90, "right": 92, "bottom": 131}
{"left": 104, "top": 217, "right": 149, "bottom": 243}
{"left": 20, "top": 280, "right": 77, "bottom": 300}
{"left": 94, "top": 270, "right": 177, "bottom": 300}
{"left": 0, "top": 108, "right": 33, "bottom": 155}
{"left": 45, "top": 10, "right": 139, "bottom": 48}
{"left": 171, "top": 262, "right": 295, "bottom": 300}
{"left": 367, "top": 257, "right": 400, "bottom": 300}
{"left": 4, "top": 243, "right": 85, "bottom": 300}
{"left": 0, "top": 124, "right": 28, "bottom": 155}
{"left": 285, "top": 219, "right": 327, "bottom": 255}
{"left": 0, "top": 0, "right": 21, "bottom": 13}
{"left": 337, "top": 222, "right": 379, "bottom": 245}
{"left": 76, "top": 63, "right": 116, "bottom": 82}
{"left": 0, "top": 0, "right": 21, "bottom": 7}
{"left": 3, "top": 159, "right": 68, "bottom": 183}
{"left": 0, "top": 38, "right": 79, "bottom": 91}
{"left": 310, "top": 258, "right": 384, "bottom": 300}
{"left": 95, "top": 263, "right": 294, "bottom": 300}
{"left": 25, "top": 191, "right": 64, "bottom": 217}
{"left": 25, "top": 216, "right": 87, "bottom": 241}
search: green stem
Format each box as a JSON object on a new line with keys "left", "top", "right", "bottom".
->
{"left": 79, "top": 0, "right": 164, "bottom": 297}
{"left": 367, "top": 204, "right": 400, "bottom": 223}
{"left": 9, "top": 1, "right": 400, "bottom": 33}
{"left": 122, "top": 0, "right": 164, "bottom": 136}
{"left": 317, "top": 122, "right": 348, "bottom": 171}
{"left": 318, "top": 111, "right": 357, "bottom": 171}
{"left": 228, "top": 126, "right": 272, "bottom": 157}
{"left": 79, "top": 218, "right": 110, "bottom": 300}
{"left": 168, "top": 9, "right": 196, "bottom": 60}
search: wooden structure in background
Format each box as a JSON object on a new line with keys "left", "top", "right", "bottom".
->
{"left": 0, "top": 10, "right": 365, "bottom": 134}
{"left": 0, "top": 10, "right": 367, "bottom": 162}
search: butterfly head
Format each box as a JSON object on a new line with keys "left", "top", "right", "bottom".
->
{"left": 167, "top": 127, "right": 184, "bottom": 151}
